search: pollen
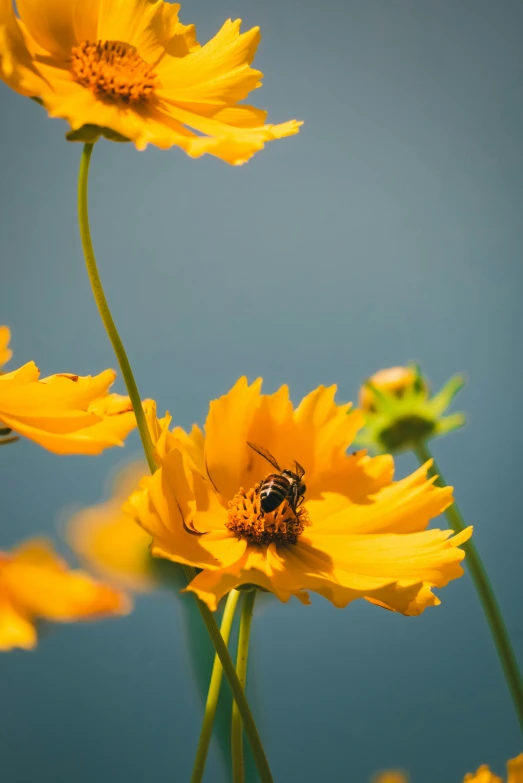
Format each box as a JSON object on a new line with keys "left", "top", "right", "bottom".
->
{"left": 227, "top": 484, "right": 310, "bottom": 545}
{"left": 71, "top": 41, "right": 157, "bottom": 105}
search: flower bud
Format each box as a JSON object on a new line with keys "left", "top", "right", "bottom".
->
{"left": 356, "top": 364, "right": 465, "bottom": 453}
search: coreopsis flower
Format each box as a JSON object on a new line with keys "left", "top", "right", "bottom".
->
{"left": 356, "top": 364, "right": 466, "bottom": 454}
{"left": 0, "top": 0, "right": 301, "bottom": 163}
{"left": 372, "top": 773, "right": 408, "bottom": 783}
{"left": 464, "top": 756, "right": 523, "bottom": 783}
{"left": 0, "top": 539, "right": 129, "bottom": 650}
{"left": 68, "top": 461, "right": 156, "bottom": 593}
{"left": 126, "top": 377, "right": 471, "bottom": 612}
{"left": 0, "top": 331, "right": 144, "bottom": 453}
{"left": 372, "top": 754, "right": 523, "bottom": 783}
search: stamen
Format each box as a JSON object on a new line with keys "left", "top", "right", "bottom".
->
{"left": 71, "top": 41, "right": 157, "bottom": 105}
{"left": 227, "top": 484, "right": 310, "bottom": 545}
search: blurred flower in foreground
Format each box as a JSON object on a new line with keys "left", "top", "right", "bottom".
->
{"left": 0, "top": 0, "right": 301, "bottom": 163}
{"left": 356, "top": 364, "right": 465, "bottom": 454}
{"left": 0, "top": 539, "right": 129, "bottom": 651}
{"left": 372, "top": 754, "right": 523, "bottom": 783}
{"left": 372, "top": 772, "right": 409, "bottom": 783}
{"left": 0, "top": 326, "right": 146, "bottom": 454}
{"left": 464, "top": 755, "right": 523, "bottom": 783}
{"left": 68, "top": 461, "right": 156, "bottom": 594}
{"left": 126, "top": 377, "right": 471, "bottom": 612}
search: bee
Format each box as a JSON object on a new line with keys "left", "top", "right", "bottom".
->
{"left": 247, "top": 441, "right": 306, "bottom": 514}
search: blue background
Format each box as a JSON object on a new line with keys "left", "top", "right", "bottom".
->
{"left": 1, "top": 0, "right": 522, "bottom": 780}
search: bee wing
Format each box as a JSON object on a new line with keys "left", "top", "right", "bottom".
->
{"left": 294, "top": 460, "right": 306, "bottom": 480}
{"left": 247, "top": 441, "right": 281, "bottom": 471}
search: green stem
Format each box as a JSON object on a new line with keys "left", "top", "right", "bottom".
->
{"left": 77, "top": 142, "right": 157, "bottom": 474}
{"left": 77, "top": 144, "right": 274, "bottom": 783}
{"left": 232, "top": 590, "right": 257, "bottom": 783}
{"left": 190, "top": 589, "right": 241, "bottom": 783}
{"left": 413, "top": 441, "right": 523, "bottom": 735}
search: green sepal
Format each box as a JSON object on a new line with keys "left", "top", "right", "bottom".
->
{"left": 66, "top": 124, "right": 131, "bottom": 144}
{"left": 356, "top": 365, "right": 467, "bottom": 454}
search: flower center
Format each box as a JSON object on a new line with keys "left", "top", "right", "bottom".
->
{"left": 227, "top": 483, "right": 310, "bottom": 545}
{"left": 71, "top": 41, "right": 157, "bottom": 104}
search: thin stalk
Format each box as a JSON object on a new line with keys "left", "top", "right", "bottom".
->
{"left": 413, "top": 441, "right": 523, "bottom": 735}
{"left": 77, "top": 142, "right": 156, "bottom": 473}
{"left": 190, "top": 589, "right": 241, "bottom": 783}
{"left": 77, "top": 144, "right": 273, "bottom": 782}
{"left": 232, "top": 590, "right": 257, "bottom": 783}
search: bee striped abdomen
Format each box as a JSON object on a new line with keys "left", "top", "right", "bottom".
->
{"left": 259, "top": 473, "right": 291, "bottom": 513}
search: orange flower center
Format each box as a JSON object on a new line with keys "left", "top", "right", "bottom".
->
{"left": 227, "top": 484, "right": 310, "bottom": 545}
{"left": 71, "top": 41, "right": 157, "bottom": 105}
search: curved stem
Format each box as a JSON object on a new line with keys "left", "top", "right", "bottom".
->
{"left": 77, "top": 144, "right": 274, "bottom": 782}
{"left": 190, "top": 589, "right": 241, "bottom": 783}
{"left": 413, "top": 441, "right": 523, "bottom": 735}
{"left": 232, "top": 589, "right": 257, "bottom": 783}
{"left": 77, "top": 143, "right": 156, "bottom": 473}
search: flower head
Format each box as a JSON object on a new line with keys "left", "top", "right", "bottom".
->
{"left": 0, "top": 538, "right": 129, "bottom": 651}
{"left": 464, "top": 756, "right": 523, "bottom": 783}
{"left": 0, "top": 329, "right": 145, "bottom": 453}
{"left": 126, "top": 377, "right": 471, "bottom": 612}
{"left": 356, "top": 364, "right": 466, "bottom": 454}
{"left": 0, "top": 0, "right": 301, "bottom": 163}
{"left": 372, "top": 754, "right": 523, "bottom": 783}
{"left": 68, "top": 461, "right": 156, "bottom": 593}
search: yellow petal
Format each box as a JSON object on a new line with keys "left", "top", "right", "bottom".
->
{"left": 0, "top": 325, "right": 12, "bottom": 368}
{"left": 127, "top": 449, "right": 247, "bottom": 571}
{"left": 0, "top": 590, "right": 36, "bottom": 651}
{"left": 3, "top": 540, "right": 129, "bottom": 621}
{"left": 172, "top": 423, "right": 205, "bottom": 474}
{"left": 16, "top": 0, "right": 79, "bottom": 59}
{"left": 183, "top": 546, "right": 306, "bottom": 611}
{"left": 508, "top": 756, "right": 523, "bottom": 783}
{"left": 290, "top": 527, "right": 472, "bottom": 614}
{"left": 157, "top": 19, "right": 261, "bottom": 104}
{"left": 464, "top": 767, "right": 503, "bottom": 783}
{"left": 0, "top": 360, "right": 40, "bottom": 387}
{"left": 0, "top": 0, "right": 47, "bottom": 95}
{"left": 310, "top": 461, "right": 453, "bottom": 534}
{"left": 98, "top": 0, "right": 187, "bottom": 63}
{"left": 204, "top": 376, "right": 263, "bottom": 501}
{"left": 0, "top": 364, "right": 141, "bottom": 454}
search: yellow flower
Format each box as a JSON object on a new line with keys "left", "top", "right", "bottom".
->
{"left": 0, "top": 344, "right": 144, "bottom": 453}
{"left": 372, "top": 755, "right": 523, "bottom": 783}
{"left": 126, "top": 377, "right": 472, "bottom": 612}
{"left": 0, "top": 538, "right": 129, "bottom": 651}
{"left": 372, "top": 773, "right": 408, "bottom": 783}
{"left": 464, "top": 756, "right": 523, "bottom": 783}
{"left": 0, "top": 0, "right": 301, "bottom": 164}
{"left": 357, "top": 364, "right": 466, "bottom": 454}
{"left": 68, "top": 461, "right": 156, "bottom": 593}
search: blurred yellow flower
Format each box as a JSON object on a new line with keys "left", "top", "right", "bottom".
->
{"left": 0, "top": 329, "right": 146, "bottom": 453}
{"left": 0, "top": 539, "right": 129, "bottom": 651}
{"left": 372, "top": 754, "right": 523, "bottom": 783}
{"left": 372, "top": 773, "right": 408, "bottom": 783}
{"left": 127, "top": 377, "right": 471, "bottom": 612}
{"left": 68, "top": 461, "right": 155, "bottom": 593}
{"left": 0, "top": 0, "right": 301, "bottom": 163}
{"left": 357, "top": 364, "right": 465, "bottom": 454}
{"left": 464, "top": 756, "right": 523, "bottom": 783}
